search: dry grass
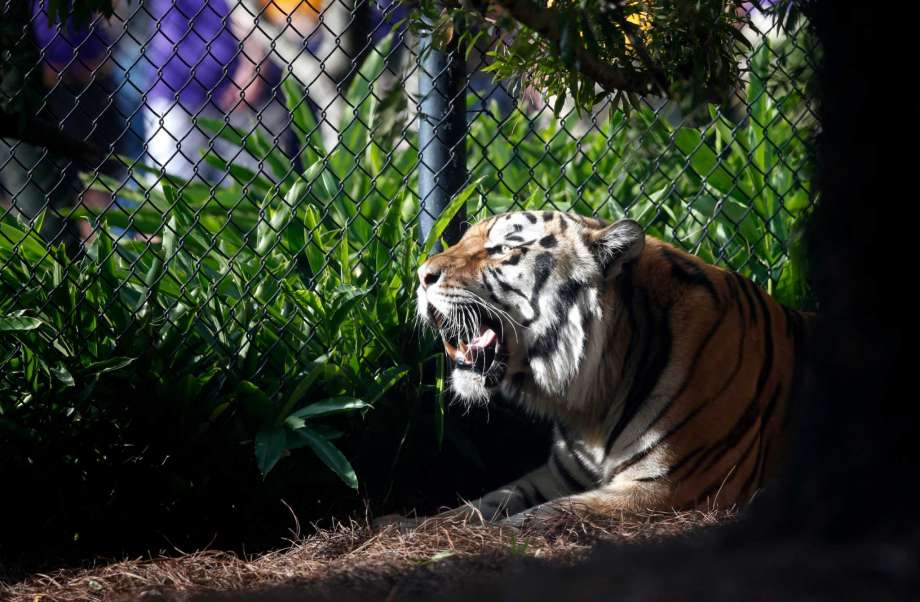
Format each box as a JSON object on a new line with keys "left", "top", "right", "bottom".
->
{"left": 1, "top": 509, "right": 735, "bottom": 601}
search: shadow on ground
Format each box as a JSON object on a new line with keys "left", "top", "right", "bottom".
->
{"left": 5, "top": 510, "right": 916, "bottom": 601}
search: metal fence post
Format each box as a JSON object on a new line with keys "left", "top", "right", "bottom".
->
{"left": 418, "top": 19, "right": 467, "bottom": 251}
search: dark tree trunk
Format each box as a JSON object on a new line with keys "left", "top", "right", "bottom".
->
{"left": 755, "top": 0, "right": 916, "bottom": 539}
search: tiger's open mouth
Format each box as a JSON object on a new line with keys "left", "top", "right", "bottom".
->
{"left": 429, "top": 306, "right": 506, "bottom": 384}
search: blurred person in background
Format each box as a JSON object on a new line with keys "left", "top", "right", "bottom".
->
{"left": 0, "top": 0, "right": 124, "bottom": 249}
{"left": 141, "top": 0, "right": 409, "bottom": 183}
{"left": 142, "top": 0, "right": 309, "bottom": 183}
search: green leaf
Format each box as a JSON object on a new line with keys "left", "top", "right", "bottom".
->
{"left": 291, "top": 425, "right": 358, "bottom": 489}
{"left": 434, "top": 352, "right": 446, "bottom": 449}
{"left": 0, "top": 221, "right": 47, "bottom": 262}
{"left": 421, "top": 177, "right": 483, "bottom": 258}
{"left": 288, "top": 396, "right": 371, "bottom": 421}
{"left": 82, "top": 356, "right": 136, "bottom": 376}
{"left": 276, "top": 358, "right": 329, "bottom": 422}
{"left": 326, "top": 287, "right": 367, "bottom": 334}
{"left": 236, "top": 380, "right": 274, "bottom": 424}
{"left": 673, "top": 129, "right": 740, "bottom": 198}
{"left": 51, "top": 363, "right": 75, "bottom": 388}
{"left": 0, "top": 315, "right": 43, "bottom": 332}
{"left": 345, "top": 34, "right": 393, "bottom": 109}
{"left": 282, "top": 77, "right": 325, "bottom": 169}
{"left": 369, "top": 366, "right": 409, "bottom": 405}
{"left": 197, "top": 117, "right": 292, "bottom": 182}
{"left": 301, "top": 204, "right": 327, "bottom": 275}
{"left": 255, "top": 427, "right": 288, "bottom": 477}
{"left": 369, "top": 65, "right": 408, "bottom": 149}
{"left": 553, "top": 93, "right": 567, "bottom": 117}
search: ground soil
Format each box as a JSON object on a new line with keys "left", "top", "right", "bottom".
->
{"left": 5, "top": 508, "right": 917, "bottom": 601}
{"left": 1, "top": 510, "right": 734, "bottom": 601}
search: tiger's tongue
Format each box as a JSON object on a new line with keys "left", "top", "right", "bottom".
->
{"left": 470, "top": 327, "right": 497, "bottom": 349}
{"left": 459, "top": 326, "right": 498, "bottom": 363}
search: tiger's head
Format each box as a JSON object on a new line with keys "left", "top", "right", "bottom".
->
{"left": 416, "top": 211, "right": 644, "bottom": 407}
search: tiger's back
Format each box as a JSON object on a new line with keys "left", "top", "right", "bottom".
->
{"left": 589, "top": 235, "right": 812, "bottom": 510}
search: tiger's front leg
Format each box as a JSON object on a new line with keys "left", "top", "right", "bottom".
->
{"left": 374, "top": 464, "right": 565, "bottom": 530}
{"left": 501, "top": 480, "right": 668, "bottom": 528}
{"left": 459, "top": 463, "right": 567, "bottom": 522}
{"left": 452, "top": 434, "right": 614, "bottom": 523}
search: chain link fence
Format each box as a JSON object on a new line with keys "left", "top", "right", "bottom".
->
{"left": 0, "top": 1, "right": 816, "bottom": 481}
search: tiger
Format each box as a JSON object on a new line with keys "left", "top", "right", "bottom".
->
{"left": 414, "top": 210, "right": 813, "bottom": 526}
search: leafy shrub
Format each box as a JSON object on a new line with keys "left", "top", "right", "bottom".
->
{"left": 0, "top": 41, "right": 460, "bottom": 562}
{"left": 467, "top": 40, "right": 814, "bottom": 307}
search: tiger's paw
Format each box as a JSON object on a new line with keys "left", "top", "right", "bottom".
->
{"left": 501, "top": 501, "right": 574, "bottom": 529}
{"left": 371, "top": 513, "right": 425, "bottom": 533}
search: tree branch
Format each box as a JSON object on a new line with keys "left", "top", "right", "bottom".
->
{"left": 489, "top": 0, "right": 666, "bottom": 97}
{"left": 604, "top": 5, "right": 669, "bottom": 94}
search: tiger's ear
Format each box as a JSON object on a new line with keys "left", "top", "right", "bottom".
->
{"left": 590, "top": 219, "right": 645, "bottom": 278}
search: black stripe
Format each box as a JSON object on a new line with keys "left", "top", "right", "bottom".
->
{"left": 514, "top": 483, "right": 535, "bottom": 508}
{"left": 679, "top": 275, "right": 775, "bottom": 491}
{"left": 641, "top": 301, "right": 729, "bottom": 434}
{"left": 602, "top": 268, "right": 643, "bottom": 440}
{"left": 605, "top": 283, "right": 673, "bottom": 455}
{"left": 751, "top": 283, "right": 775, "bottom": 401}
{"left": 559, "top": 215, "right": 569, "bottom": 232}
{"left": 743, "top": 381, "right": 785, "bottom": 496}
{"left": 734, "top": 273, "right": 758, "bottom": 325}
{"left": 614, "top": 266, "right": 641, "bottom": 399}
{"left": 684, "top": 380, "right": 776, "bottom": 479}
{"left": 610, "top": 272, "right": 749, "bottom": 474}
{"left": 523, "top": 212, "right": 537, "bottom": 224}
{"left": 609, "top": 401, "right": 709, "bottom": 478}
{"left": 622, "top": 306, "right": 748, "bottom": 478}
{"left": 520, "top": 252, "right": 555, "bottom": 327}
{"left": 636, "top": 447, "right": 704, "bottom": 483}
{"left": 539, "top": 234, "right": 558, "bottom": 248}
{"left": 528, "top": 279, "right": 584, "bottom": 359}
{"left": 531, "top": 252, "right": 554, "bottom": 296}
{"left": 488, "top": 268, "right": 529, "bottom": 301}
{"left": 555, "top": 423, "right": 601, "bottom": 486}
{"left": 528, "top": 479, "right": 548, "bottom": 505}
{"left": 660, "top": 247, "right": 721, "bottom": 307}
{"left": 756, "top": 440, "right": 773, "bottom": 493}
{"left": 486, "top": 218, "right": 499, "bottom": 238}
{"left": 726, "top": 272, "right": 747, "bottom": 323}
{"left": 481, "top": 273, "right": 496, "bottom": 297}
{"left": 551, "top": 450, "right": 587, "bottom": 494}
{"left": 665, "top": 446, "right": 706, "bottom": 477}
{"left": 501, "top": 253, "right": 522, "bottom": 266}
{"left": 696, "top": 429, "right": 760, "bottom": 504}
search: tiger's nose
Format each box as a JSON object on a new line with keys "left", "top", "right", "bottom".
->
{"left": 418, "top": 264, "right": 442, "bottom": 289}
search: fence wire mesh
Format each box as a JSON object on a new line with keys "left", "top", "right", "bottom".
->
{"left": 0, "top": 1, "right": 816, "bottom": 413}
